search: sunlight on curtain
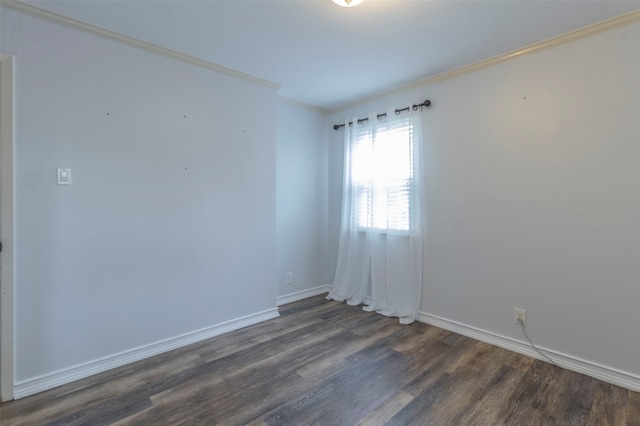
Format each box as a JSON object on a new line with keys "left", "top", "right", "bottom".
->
{"left": 328, "top": 107, "right": 424, "bottom": 324}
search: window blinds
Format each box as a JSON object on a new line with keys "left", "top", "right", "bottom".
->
{"left": 351, "top": 114, "right": 414, "bottom": 232}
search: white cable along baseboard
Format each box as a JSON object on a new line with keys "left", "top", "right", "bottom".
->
{"left": 417, "top": 311, "right": 640, "bottom": 393}
{"left": 13, "top": 300, "right": 639, "bottom": 398}
{"left": 13, "top": 308, "right": 280, "bottom": 399}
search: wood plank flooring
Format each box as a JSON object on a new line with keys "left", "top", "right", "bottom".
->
{"left": 1, "top": 295, "right": 638, "bottom": 425}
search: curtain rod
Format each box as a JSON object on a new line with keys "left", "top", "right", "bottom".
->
{"left": 332, "top": 100, "right": 431, "bottom": 130}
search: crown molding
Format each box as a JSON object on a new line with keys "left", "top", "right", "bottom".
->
{"left": 0, "top": 0, "right": 281, "bottom": 90}
{"left": 3, "top": 1, "right": 638, "bottom": 117}
{"left": 332, "top": 9, "right": 640, "bottom": 114}
{"left": 277, "top": 96, "right": 330, "bottom": 115}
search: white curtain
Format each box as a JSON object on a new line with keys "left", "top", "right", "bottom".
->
{"left": 328, "top": 107, "right": 424, "bottom": 324}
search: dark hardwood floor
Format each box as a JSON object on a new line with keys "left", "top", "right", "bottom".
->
{"left": 1, "top": 295, "right": 639, "bottom": 425}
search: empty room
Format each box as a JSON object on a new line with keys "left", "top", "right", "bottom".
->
{"left": 0, "top": 0, "right": 639, "bottom": 424}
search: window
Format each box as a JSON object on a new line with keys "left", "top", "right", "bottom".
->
{"left": 330, "top": 107, "right": 424, "bottom": 322}
{"left": 350, "top": 115, "right": 414, "bottom": 232}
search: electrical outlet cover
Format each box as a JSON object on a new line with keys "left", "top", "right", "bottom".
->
{"left": 514, "top": 308, "right": 526, "bottom": 326}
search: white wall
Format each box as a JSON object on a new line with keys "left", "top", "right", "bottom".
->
{"left": 2, "top": 10, "right": 278, "bottom": 384}
{"left": 276, "top": 100, "right": 329, "bottom": 300}
{"left": 329, "top": 23, "right": 640, "bottom": 382}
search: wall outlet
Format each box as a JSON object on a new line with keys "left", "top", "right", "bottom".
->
{"left": 514, "top": 308, "right": 526, "bottom": 326}
{"left": 286, "top": 272, "right": 293, "bottom": 284}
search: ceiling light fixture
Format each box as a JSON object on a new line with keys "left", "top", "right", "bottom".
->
{"left": 332, "top": 0, "right": 366, "bottom": 7}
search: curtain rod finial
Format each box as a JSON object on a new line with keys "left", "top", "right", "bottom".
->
{"left": 412, "top": 100, "right": 431, "bottom": 111}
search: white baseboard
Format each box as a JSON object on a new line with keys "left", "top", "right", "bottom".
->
{"left": 13, "top": 307, "right": 280, "bottom": 399}
{"left": 276, "top": 285, "right": 331, "bottom": 306}
{"left": 417, "top": 311, "right": 640, "bottom": 393}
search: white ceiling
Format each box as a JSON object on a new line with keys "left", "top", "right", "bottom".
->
{"left": 25, "top": 0, "right": 640, "bottom": 110}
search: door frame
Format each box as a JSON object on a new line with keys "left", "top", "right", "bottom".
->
{"left": 0, "top": 53, "right": 15, "bottom": 402}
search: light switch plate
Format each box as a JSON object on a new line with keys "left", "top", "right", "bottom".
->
{"left": 57, "top": 168, "right": 72, "bottom": 185}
